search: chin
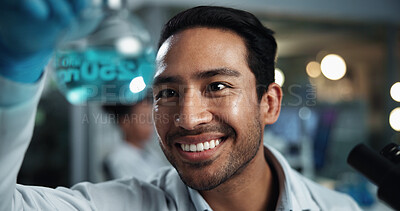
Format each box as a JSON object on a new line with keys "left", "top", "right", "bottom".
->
{"left": 178, "top": 169, "right": 227, "bottom": 191}
{"left": 174, "top": 158, "right": 235, "bottom": 191}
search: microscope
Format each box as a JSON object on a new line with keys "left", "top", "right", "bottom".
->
{"left": 348, "top": 143, "right": 400, "bottom": 210}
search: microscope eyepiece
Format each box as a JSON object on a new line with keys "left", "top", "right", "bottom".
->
{"left": 380, "top": 143, "right": 400, "bottom": 164}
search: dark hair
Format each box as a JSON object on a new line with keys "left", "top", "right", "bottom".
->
{"left": 158, "top": 6, "right": 277, "bottom": 100}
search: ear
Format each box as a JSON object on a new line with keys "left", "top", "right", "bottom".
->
{"left": 260, "top": 83, "right": 282, "bottom": 125}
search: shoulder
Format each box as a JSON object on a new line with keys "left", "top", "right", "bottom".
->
{"left": 294, "top": 172, "right": 362, "bottom": 211}
{"left": 265, "top": 146, "right": 361, "bottom": 211}
{"left": 67, "top": 168, "right": 195, "bottom": 210}
{"left": 67, "top": 176, "right": 174, "bottom": 210}
{"left": 149, "top": 167, "right": 195, "bottom": 209}
{"left": 148, "top": 167, "right": 187, "bottom": 194}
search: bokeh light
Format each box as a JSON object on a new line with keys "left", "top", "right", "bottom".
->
{"left": 108, "top": 0, "right": 122, "bottom": 9}
{"left": 299, "top": 106, "right": 312, "bottom": 120}
{"left": 275, "top": 68, "right": 285, "bottom": 87}
{"left": 390, "top": 82, "right": 400, "bottom": 102}
{"left": 320, "top": 54, "right": 346, "bottom": 80}
{"left": 306, "top": 61, "right": 321, "bottom": 78}
{"left": 129, "top": 76, "right": 146, "bottom": 93}
{"left": 389, "top": 107, "right": 400, "bottom": 131}
{"left": 116, "top": 36, "right": 142, "bottom": 56}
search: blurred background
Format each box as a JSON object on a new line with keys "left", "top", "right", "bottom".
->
{"left": 17, "top": 0, "right": 399, "bottom": 210}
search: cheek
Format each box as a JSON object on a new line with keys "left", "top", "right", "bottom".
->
{"left": 217, "top": 92, "right": 257, "bottom": 120}
{"left": 213, "top": 92, "right": 260, "bottom": 136}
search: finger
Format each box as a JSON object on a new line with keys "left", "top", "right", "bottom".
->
{"left": 45, "top": 0, "right": 74, "bottom": 26}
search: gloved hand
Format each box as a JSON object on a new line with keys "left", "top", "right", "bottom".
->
{"left": 0, "top": 0, "right": 91, "bottom": 83}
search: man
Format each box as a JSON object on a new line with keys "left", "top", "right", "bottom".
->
{"left": 102, "top": 99, "right": 169, "bottom": 180}
{"left": 0, "top": 2, "right": 361, "bottom": 211}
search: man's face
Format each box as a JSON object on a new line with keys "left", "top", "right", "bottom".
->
{"left": 153, "top": 28, "right": 264, "bottom": 190}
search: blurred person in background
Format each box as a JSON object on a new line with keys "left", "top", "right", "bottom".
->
{"left": 102, "top": 97, "right": 169, "bottom": 180}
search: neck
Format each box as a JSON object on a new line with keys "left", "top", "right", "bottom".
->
{"left": 200, "top": 144, "right": 279, "bottom": 211}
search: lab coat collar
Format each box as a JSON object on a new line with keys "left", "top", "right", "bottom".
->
{"left": 187, "top": 144, "right": 320, "bottom": 211}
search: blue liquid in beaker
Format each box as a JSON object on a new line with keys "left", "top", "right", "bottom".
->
{"left": 52, "top": 47, "right": 155, "bottom": 105}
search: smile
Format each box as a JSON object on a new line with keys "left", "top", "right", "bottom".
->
{"left": 180, "top": 139, "right": 222, "bottom": 152}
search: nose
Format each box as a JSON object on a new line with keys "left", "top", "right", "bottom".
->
{"left": 174, "top": 89, "right": 213, "bottom": 130}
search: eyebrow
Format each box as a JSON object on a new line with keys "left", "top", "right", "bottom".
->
{"left": 193, "top": 68, "right": 241, "bottom": 79}
{"left": 153, "top": 75, "right": 184, "bottom": 86}
{"left": 153, "top": 68, "right": 241, "bottom": 86}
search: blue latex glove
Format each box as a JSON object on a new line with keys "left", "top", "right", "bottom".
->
{"left": 0, "top": 0, "right": 90, "bottom": 83}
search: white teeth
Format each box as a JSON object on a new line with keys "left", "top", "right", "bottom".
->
{"left": 180, "top": 139, "right": 222, "bottom": 152}
{"left": 190, "top": 144, "right": 196, "bottom": 152}
{"left": 204, "top": 142, "right": 210, "bottom": 150}
{"left": 197, "top": 143, "right": 204, "bottom": 151}
{"left": 209, "top": 140, "right": 215, "bottom": 149}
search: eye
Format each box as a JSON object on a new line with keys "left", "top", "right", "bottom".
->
{"left": 206, "top": 82, "right": 230, "bottom": 92}
{"left": 156, "top": 89, "right": 178, "bottom": 99}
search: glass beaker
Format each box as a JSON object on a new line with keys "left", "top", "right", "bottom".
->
{"left": 50, "top": 0, "right": 155, "bottom": 105}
